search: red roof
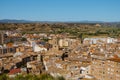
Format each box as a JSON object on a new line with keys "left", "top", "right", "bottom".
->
{"left": 8, "top": 68, "right": 21, "bottom": 75}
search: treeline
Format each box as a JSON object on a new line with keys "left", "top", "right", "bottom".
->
{"left": 0, "top": 23, "right": 98, "bottom": 31}
{"left": 0, "top": 73, "right": 65, "bottom": 80}
{"left": 0, "top": 23, "right": 120, "bottom": 38}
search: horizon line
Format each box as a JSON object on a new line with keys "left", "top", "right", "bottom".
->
{"left": 0, "top": 19, "right": 120, "bottom": 23}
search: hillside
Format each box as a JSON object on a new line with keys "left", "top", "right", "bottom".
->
{"left": 0, "top": 22, "right": 120, "bottom": 38}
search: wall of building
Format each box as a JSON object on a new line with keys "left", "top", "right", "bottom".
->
{"left": 91, "top": 58, "right": 120, "bottom": 80}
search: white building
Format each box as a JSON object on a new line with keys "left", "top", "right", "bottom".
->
{"left": 33, "top": 44, "right": 47, "bottom": 52}
{"left": 83, "top": 37, "right": 117, "bottom": 44}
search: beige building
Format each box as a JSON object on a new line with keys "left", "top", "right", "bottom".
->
{"left": 48, "top": 38, "right": 59, "bottom": 51}
{"left": 59, "top": 39, "right": 69, "bottom": 48}
{"left": 91, "top": 58, "right": 120, "bottom": 80}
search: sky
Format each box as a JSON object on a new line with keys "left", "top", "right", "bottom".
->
{"left": 0, "top": 0, "right": 120, "bottom": 22}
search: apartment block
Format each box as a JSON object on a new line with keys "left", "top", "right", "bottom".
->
{"left": 91, "top": 58, "right": 120, "bottom": 80}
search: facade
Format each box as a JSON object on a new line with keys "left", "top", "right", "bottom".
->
{"left": 83, "top": 37, "right": 117, "bottom": 45}
{"left": 0, "top": 47, "right": 16, "bottom": 54}
{"left": 49, "top": 38, "right": 59, "bottom": 51}
{"left": 91, "top": 58, "right": 120, "bottom": 80}
{"left": 0, "top": 31, "right": 22, "bottom": 44}
{"left": 59, "top": 39, "right": 69, "bottom": 48}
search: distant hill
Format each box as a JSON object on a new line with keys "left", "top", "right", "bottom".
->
{"left": 0, "top": 19, "right": 57, "bottom": 23}
{"left": 0, "top": 19, "right": 33, "bottom": 23}
{"left": 68, "top": 20, "right": 105, "bottom": 23}
{"left": 0, "top": 19, "right": 120, "bottom": 24}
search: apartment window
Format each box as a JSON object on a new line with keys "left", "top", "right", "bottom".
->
{"left": 116, "top": 70, "right": 118, "bottom": 73}
{"left": 80, "top": 70, "right": 82, "bottom": 74}
{"left": 103, "top": 72, "right": 105, "bottom": 74}
{"left": 102, "top": 62, "right": 104, "bottom": 64}
{"left": 3, "top": 48, "right": 7, "bottom": 54}
{"left": 110, "top": 77, "right": 113, "bottom": 79}
{"left": 75, "top": 66, "right": 77, "bottom": 68}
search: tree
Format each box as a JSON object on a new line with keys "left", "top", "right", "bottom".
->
{"left": 0, "top": 74, "right": 9, "bottom": 80}
{"left": 21, "top": 37, "right": 27, "bottom": 41}
{"left": 14, "top": 75, "right": 25, "bottom": 80}
{"left": 56, "top": 76, "right": 65, "bottom": 80}
{"left": 38, "top": 73, "right": 54, "bottom": 80}
{"left": 79, "top": 33, "right": 84, "bottom": 43}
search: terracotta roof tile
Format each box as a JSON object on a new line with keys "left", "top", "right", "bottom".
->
{"left": 8, "top": 68, "right": 21, "bottom": 75}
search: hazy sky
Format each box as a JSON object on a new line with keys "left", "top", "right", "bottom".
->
{"left": 0, "top": 0, "right": 120, "bottom": 21}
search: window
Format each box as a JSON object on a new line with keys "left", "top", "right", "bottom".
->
{"left": 116, "top": 70, "right": 118, "bottom": 73}
{"left": 103, "top": 72, "right": 105, "bottom": 74}
{"left": 102, "top": 62, "right": 104, "bottom": 64}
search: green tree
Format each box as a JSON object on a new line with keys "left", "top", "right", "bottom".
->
{"left": 21, "top": 37, "right": 27, "bottom": 41}
{"left": 38, "top": 73, "right": 54, "bottom": 80}
{"left": 56, "top": 76, "right": 65, "bottom": 80}
{"left": 0, "top": 74, "right": 9, "bottom": 80}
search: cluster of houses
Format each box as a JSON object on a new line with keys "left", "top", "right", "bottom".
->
{"left": 0, "top": 30, "right": 120, "bottom": 80}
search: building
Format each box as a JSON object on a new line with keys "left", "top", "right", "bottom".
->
{"left": 0, "top": 31, "right": 22, "bottom": 44}
{"left": 0, "top": 31, "right": 6, "bottom": 44}
{"left": 0, "top": 47, "right": 16, "bottom": 54}
{"left": 48, "top": 38, "right": 59, "bottom": 51}
{"left": 83, "top": 37, "right": 117, "bottom": 45}
{"left": 91, "top": 57, "right": 120, "bottom": 80}
{"left": 59, "top": 39, "right": 69, "bottom": 48}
